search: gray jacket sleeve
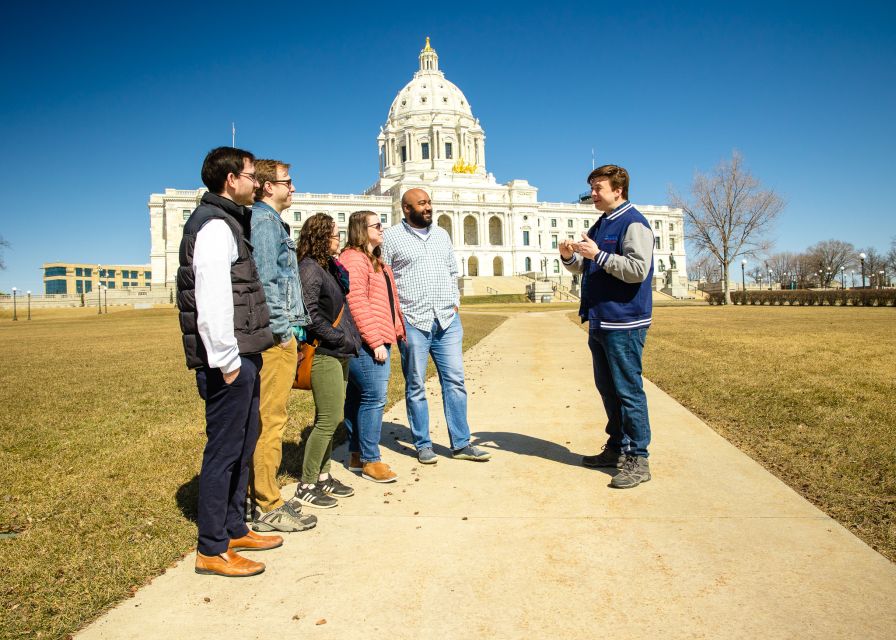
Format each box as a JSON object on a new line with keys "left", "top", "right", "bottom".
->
{"left": 561, "top": 253, "right": 585, "bottom": 274}
{"left": 603, "top": 223, "right": 654, "bottom": 284}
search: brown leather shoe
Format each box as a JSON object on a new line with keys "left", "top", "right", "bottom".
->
{"left": 228, "top": 529, "right": 283, "bottom": 551}
{"left": 195, "top": 550, "right": 264, "bottom": 577}
{"left": 362, "top": 461, "right": 398, "bottom": 483}
{"left": 348, "top": 452, "right": 362, "bottom": 471}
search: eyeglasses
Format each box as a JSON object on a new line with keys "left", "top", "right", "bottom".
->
{"left": 367, "top": 222, "right": 383, "bottom": 230}
{"left": 239, "top": 172, "right": 258, "bottom": 184}
{"left": 269, "top": 178, "right": 293, "bottom": 188}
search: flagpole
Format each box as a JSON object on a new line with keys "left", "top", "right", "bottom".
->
{"left": 232, "top": 122, "right": 236, "bottom": 147}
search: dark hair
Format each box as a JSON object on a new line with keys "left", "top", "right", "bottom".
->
{"left": 343, "top": 211, "right": 381, "bottom": 271}
{"left": 253, "top": 159, "right": 290, "bottom": 201}
{"left": 201, "top": 146, "right": 255, "bottom": 194}
{"left": 297, "top": 213, "right": 335, "bottom": 268}
{"left": 586, "top": 164, "right": 629, "bottom": 200}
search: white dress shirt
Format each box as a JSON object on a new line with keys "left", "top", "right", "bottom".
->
{"left": 193, "top": 219, "right": 240, "bottom": 373}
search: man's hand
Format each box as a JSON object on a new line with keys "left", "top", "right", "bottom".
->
{"left": 574, "top": 232, "right": 599, "bottom": 260}
{"left": 559, "top": 238, "right": 576, "bottom": 260}
{"left": 223, "top": 368, "right": 240, "bottom": 385}
{"left": 373, "top": 346, "right": 388, "bottom": 363}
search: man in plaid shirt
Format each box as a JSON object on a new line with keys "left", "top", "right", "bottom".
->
{"left": 382, "top": 188, "right": 491, "bottom": 464}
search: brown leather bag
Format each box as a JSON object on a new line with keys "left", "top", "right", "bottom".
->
{"left": 293, "top": 306, "right": 344, "bottom": 390}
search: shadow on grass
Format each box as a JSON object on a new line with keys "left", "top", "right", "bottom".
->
{"left": 175, "top": 474, "right": 200, "bottom": 523}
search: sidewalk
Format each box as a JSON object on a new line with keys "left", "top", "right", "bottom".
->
{"left": 78, "top": 310, "right": 896, "bottom": 639}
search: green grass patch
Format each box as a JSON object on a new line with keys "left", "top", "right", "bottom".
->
{"left": 460, "top": 293, "right": 530, "bottom": 304}
{"left": 571, "top": 306, "right": 895, "bottom": 561}
{"left": 0, "top": 308, "right": 506, "bottom": 639}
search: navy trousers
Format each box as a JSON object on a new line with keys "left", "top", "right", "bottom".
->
{"left": 195, "top": 354, "right": 262, "bottom": 556}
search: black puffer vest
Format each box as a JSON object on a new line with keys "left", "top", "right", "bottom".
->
{"left": 177, "top": 192, "right": 274, "bottom": 369}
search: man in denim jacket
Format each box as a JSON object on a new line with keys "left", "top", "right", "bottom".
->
{"left": 247, "top": 159, "right": 315, "bottom": 531}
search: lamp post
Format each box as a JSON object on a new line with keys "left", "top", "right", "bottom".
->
{"left": 27, "top": 290, "right": 31, "bottom": 320}
{"left": 97, "top": 265, "right": 103, "bottom": 314}
{"left": 859, "top": 252, "right": 866, "bottom": 288}
{"left": 461, "top": 257, "right": 466, "bottom": 277}
{"left": 11, "top": 287, "right": 17, "bottom": 321}
{"left": 768, "top": 269, "right": 773, "bottom": 290}
{"left": 741, "top": 259, "right": 746, "bottom": 295}
{"left": 850, "top": 270, "right": 855, "bottom": 288}
{"left": 879, "top": 270, "right": 885, "bottom": 290}
{"left": 840, "top": 267, "right": 845, "bottom": 289}
{"left": 104, "top": 285, "right": 109, "bottom": 314}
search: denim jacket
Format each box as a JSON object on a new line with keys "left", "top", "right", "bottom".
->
{"left": 250, "top": 201, "right": 310, "bottom": 342}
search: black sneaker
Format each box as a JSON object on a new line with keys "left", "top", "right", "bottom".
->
{"left": 582, "top": 446, "right": 625, "bottom": 469}
{"left": 320, "top": 475, "right": 354, "bottom": 498}
{"left": 294, "top": 483, "right": 338, "bottom": 509}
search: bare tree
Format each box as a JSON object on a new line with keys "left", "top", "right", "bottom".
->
{"left": 670, "top": 151, "right": 785, "bottom": 303}
{"left": 687, "top": 253, "right": 719, "bottom": 283}
{"left": 805, "top": 239, "right": 855, "bottom": 287}
{"left": 0, "top": 235, "right": 9, "bottom": 270}
{"left": 747, "top": 265, "right": 766, "bottom": 285}
{"left": 859, "top": 247, "right": 885, "bottom": 288}
{"left": 766, "top": 251, "right": 799, "bottom": 288}
{"left": 887, "top": 238, "right": 896, "bottom": 286}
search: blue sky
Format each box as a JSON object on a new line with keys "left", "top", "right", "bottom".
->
{"left": 1, "top": 0, "right": 894, "bottom": 292}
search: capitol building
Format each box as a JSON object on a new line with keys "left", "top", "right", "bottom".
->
{"left": 149, "top": 39, "right": 686, "bottom": 294}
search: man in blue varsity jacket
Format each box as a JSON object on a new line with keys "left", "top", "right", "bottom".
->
{"left": 560, "top": 164, "right": 654, "bottom": 488}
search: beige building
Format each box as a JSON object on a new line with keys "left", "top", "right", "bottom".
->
{"left": 42, "top": 262, "right": 152, "bottom": 295}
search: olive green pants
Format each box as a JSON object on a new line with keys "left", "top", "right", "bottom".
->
{"left": 301, "top": 353, "right": 349, "bottom": 484}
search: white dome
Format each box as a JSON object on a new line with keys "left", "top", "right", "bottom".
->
{"left": 387, "top": 38, "right": 473, "bottom": 120}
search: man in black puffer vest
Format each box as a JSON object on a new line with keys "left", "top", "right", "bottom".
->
{"left": 177, "top": 147, "right": 279, "bottom": 578}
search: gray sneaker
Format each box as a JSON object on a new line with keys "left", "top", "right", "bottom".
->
{"left": 417, "top": 447, "right": 438, "bottom": 465}
{"left": 610, "top": 455, "right": 651, "bottom": 489}
{"left": 252, "top": 501, "right": 317, "bottom": 532}
{"left": 582, "top": 446, "right": 625, "bottom": 469}
{"left": 452, "top": 445, "right": 491, "bottom": 461}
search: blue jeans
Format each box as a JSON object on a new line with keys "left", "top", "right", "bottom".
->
{"left": 588, "top": 328, "right": 651, "bottom": 458}
{"left": 399, "top": 317, "right": 471, "bottom": 451}
{"left": 344, "top": 344, "right": 392, "bottom": 463}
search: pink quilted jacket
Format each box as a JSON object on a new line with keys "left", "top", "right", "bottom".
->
{"left": 340, "top": 248, "right": 406, "bottom": 349}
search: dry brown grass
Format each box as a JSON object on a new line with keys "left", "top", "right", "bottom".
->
{"left": 0, "top": 308, "right": 506, "bottom": 640}
{"left": 572, "top": 306, "right": 896, "bottom": 561}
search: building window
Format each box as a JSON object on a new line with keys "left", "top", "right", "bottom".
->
{"left": 339, "top": 231, "right": 346, "bottom": 243}
{"left": 421, "top": 142, "right": 430, "bottom": 160}
{"left": 76, "top": 280, "right": 83, "bottom": 294}
{"left": 655, "top": 237, "right": 662, "bottom": 250}
{"left": 551, "top": 235, "right": 558, "bottom": 249}
{"left": 84, "top": 281, "right": 92, "bottom": 293}
{"left": 401, "top": 146, "right": 407, "bottom": 162}
{"left": 123, "top": 282, "right": 129, "bottom": 287}
{"left": 567, "top": 233, "right": 574, "bottom": 240}
{"left": 131, "top": 270, "right": 138, "bottom": 279}
{"left": 525, "top": 257, "right": 532, "bottom": 271}
{"left": 107, "top": 269, "right": 116, "bottom": 278}
{"left": 567, "top": 219, "right": 573, "bottom": 228}
{"left": 553, "top": 259, "right": 560, "bottom": 274}
{"left": 46, "top": 280, "right": 67, "bottom": 294}
{"left": 551, "top": 218, "right": 557, "bottom": 228}
{"left": 144, "top": 271, "right": 151, "bottom": 279}
{"left": 537, "top": 218, "right": 542, "bottom": 227}
{"left": 337, "top": 212, "right": 345, "bottom": 223}
{"left": 45, "top": 267, "right": 67, "bottom": 277}
{"left": 183, "top": 209, "right": 191, "bottom": 220}
{"left": 380, "top": 214, "right": 387, "bottom": 223}
{"left": 584, "top": 219, "right": 590, "bottom": 228}
{"left": 670, "top": 237, "right": 676, "bottom": 251}
{"left": 293, "top": 228, "right": 301, "bottom": 240}
{"left": 293, "top": 211, "right": 302, "bottom": 222}
{"left": 669, "top": 223, "right": 674, "bottom": 231}
{"left": 445, "top": 142, "right": 453, "bottom": 159}
{"left": 84, "top": 268, "right": 92, "bottom": 277}
{"left": 75, "top": 267, "right": 83, "bottom": 276}
{"left": 523, "top": 230, "right": 530, "bottom": 246}
{"left": 107, "top": 281, "right": 116, "bottom": 289}
{"left": 654, "top": 220, "right": 661, "bottom": 230}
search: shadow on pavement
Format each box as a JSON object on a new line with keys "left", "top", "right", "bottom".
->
{"left": 471, "top": 430, "right": 614, "bottom": 476}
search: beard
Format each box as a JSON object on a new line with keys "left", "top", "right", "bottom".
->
{"left": 407, "top": 207, "right": 432, "bottom": 228}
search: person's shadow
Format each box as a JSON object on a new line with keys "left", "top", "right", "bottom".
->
{"left": 175, "top": 474, "right": 200, "bottom": 523}
{"left": 471, "top": 430, "right": 616, "bottom": 477}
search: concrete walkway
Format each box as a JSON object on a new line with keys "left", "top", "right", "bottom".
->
{"left": 78, "top": 310, "right": 896, "bottom": 639}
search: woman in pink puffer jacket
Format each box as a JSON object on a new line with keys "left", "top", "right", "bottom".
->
{"left": 340, "top": 211, "right": 406, "bottom": 483}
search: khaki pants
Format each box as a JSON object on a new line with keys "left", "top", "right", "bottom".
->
{"left": 250, "top": 336, "right": 297, "bottom": 512}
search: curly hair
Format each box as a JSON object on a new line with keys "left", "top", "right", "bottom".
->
{"left": 297, "top": 213, "right": 335, "bottom": 268}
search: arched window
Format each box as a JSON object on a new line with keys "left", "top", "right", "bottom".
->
{"left": 437, "top": 215, "right": 453, "bottom": 241}
{"left": 525, "top": 257, "right": 532, "bottom": 272}
{"left": 488, "top": 216, "right": 503, "bottom": 245}
{"left": 493, "top": 256, "right": 504, "bottom": 276}
{"left": 463, "top": 215, "right": 478, "bottom": 245}
{"left": 468, "top": 256, "right": 479, "bottom": 276}
{"left": 553, "top": 259, "right": 560, "bottom": 274}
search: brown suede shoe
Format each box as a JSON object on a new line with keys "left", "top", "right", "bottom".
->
{"left": 228, "top": 529, "right": 283, "bottom": 551}
{"left": 348, "top": 452, "right": 362, "bottom": 472}
{"left": 195, "top": 550, "right": 264, "bottom": 577}
{"left": 362, "top": 461, "right": 398, "bottom": 483}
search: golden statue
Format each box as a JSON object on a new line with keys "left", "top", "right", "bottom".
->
{"left": 452, "top": 157, "right": 477, "bottom": 174}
